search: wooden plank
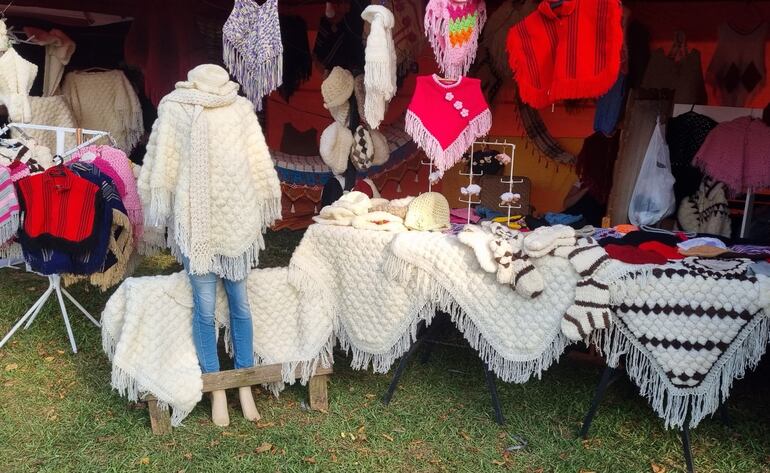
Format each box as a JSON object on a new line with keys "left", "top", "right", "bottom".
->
{"left": 147, "top": 399, "right": 172, "bottom": 435}
{"left": 308, "top": 375, "right": 330, "bottom": 412}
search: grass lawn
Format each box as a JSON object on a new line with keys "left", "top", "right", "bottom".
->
{"left": 1, "top": 229, "right": 769, "bottom": 473}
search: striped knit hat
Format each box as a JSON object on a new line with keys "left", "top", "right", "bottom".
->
{"left": 0, "top": 165, "right": 20, "bottom": 245}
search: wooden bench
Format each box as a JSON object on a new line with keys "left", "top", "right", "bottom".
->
{"left": 144, "top": 364, "right": 332, "bottom": 434}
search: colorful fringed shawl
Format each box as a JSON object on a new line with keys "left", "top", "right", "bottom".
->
{"left": 425, "top": 0, "right": 487, "bottom": 78}
{"left": 223, "top": 0, "right": 283, "bottom": 110}
{"left": 405, "top": 75, "right": 491, "bottom": 172}
{"left": 507, "top": 0, "right": 623, "bottom": 108}
{"left": 0, "top": 165, "right": 19, "bottom": 245}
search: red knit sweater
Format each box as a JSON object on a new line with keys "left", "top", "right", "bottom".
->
{"left": 507, "top": 0, "right": 623, "bottom": 108}
{"left": 16, "top": 166, "right": 102, "bottom": 252}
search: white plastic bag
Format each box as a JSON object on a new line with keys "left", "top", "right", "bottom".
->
{"left": 628, "top": 118, "right": 676, "bottom": 226}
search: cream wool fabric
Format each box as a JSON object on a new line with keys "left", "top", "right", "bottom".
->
{"left": 138, "top": 65, "right": 282, "bottom": 281}
{"left": 362, "top": 5, "right": 397, "bottom": 129}
{"left": 62, "top": 70, "right": 144, "bottom": 152}
{"left": 0, "top": 47, "right": 38, "bottom": 123}
{"left": 23, "top": 96, "right": 78, "bottom": 151}
{"left": 102, "top": 268, "right": 334, "bottom": 426}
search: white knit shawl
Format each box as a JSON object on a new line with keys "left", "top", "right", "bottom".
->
{"left": 138, "top": 80, "right": 282, "bottom": 280}
{"left": 362, "top": 6, "right": 397, "bottom": 129}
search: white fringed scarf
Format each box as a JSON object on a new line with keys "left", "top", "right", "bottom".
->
{"left": 362, "top": 5, "right": 397, "bottom": 129}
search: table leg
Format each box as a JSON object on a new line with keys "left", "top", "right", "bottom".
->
{"left": 580, "top": 365, "right": 616, "bottom": 439}
{"left": 382, "top": 321, "right": 426, "bottom": 406}
{"left": 484, "top": 363, "right": 505, "bottom": 425}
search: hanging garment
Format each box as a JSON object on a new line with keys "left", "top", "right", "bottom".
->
{"left": 312, "top": 0, "right": 367, "bottom": 72}
{"left": 694, "top": 116, "right": 770, "bottom": 194}
{"left": 575, "top": 131, "right": 621, "bottom": 206}
{"left": 223, "top": 0, "right": 283, "bottom": 110}
{"left": 0, "top": 164, "right": 19, "bottom": 245}
{"left": 62, "top": 70, "right": 144, "bottom": 153}
{"left": 594, "top": 73, "right": 626, "bottom": 134}
{"left": 641, "top": 48, "right": 708, "bottom": 105}
{"left": 22, "top": 27, "right": 76, "bottom": 96}
{"left": 405, "top": 75, "right": 491, "bottom": 172}
{"left": 138, "top": 65, "right": 282, "bottom": 281}
{"left": 424, "top": 0, "right": 487, "bottom": 78}
{"left": 516, "top": 89, "right": 575, "bottom": 164}
{"left": 707, "top": 22, "right": 767, "bottom": 107}
{"left": 0, "top": 47, "right": 38, "bottom": 122}
{"left": 665, "top": 111, "right": 717, "bottom": 204}
{"left": 507, "top": 0, "right": 623, "bottom": 108}
{"left": 278, "top": 15, "right": 312, "bottom": 102}
{"left": 21, "top": 96, "right": 78, "bottom": 152}
{"left": 677, "top": 176, "right": 731, "bottom": 238}
{"left": 70, "top": 145, "right": 143, "bottom": 243}
{"left": 15, "top": 165, "right": 102, "bottom": 253}
{"left": 390, "top": 0, "right": 427, "bottom": 81}
{"left": 362, "top": 5, "right": 398, "bottom": 129}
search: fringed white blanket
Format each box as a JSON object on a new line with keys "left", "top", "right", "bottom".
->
{"left": 101, "top": 268, "right": 334, "bottom": 426}
{"left": 288, "top": 225, "right": 578, "bottom": 382}
{"left": 591, "top": 258, "right": 770, "bottom": 429}
{"left": 384, "top": 231, "right": 577, "bottom": 382}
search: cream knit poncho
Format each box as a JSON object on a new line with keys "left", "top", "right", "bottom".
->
{"left": 138, "top": 65, "right": 282, "bottom": 281}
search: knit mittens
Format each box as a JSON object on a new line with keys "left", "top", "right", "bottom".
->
{"left": 457, "top": 224, "right": 498, "bottom": 273}
{"left": 556, "top": 238, "right": 613, "bottom": 341}
{"left": 523, "top": 224, "right": 577, "bottom": 258}
{"left": 487, "top": 223, "right": 544, "bottom": 298}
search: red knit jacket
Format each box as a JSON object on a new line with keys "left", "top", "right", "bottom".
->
{"left": 16, "top": 166, "right": 102, "bottom": 252}
{"left": 507, "top": 0, "right": 623, "bottom": 108}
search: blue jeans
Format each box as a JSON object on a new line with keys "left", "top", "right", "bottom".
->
{"left": 183, "top": 258, "right": 254, "bottom": 373}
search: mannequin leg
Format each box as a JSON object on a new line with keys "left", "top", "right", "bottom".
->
{"left": 186, "top": 262, "right": 228, "bottom": 425}
{"left": 224, "top": 277, "right": 260, "bottom": 421}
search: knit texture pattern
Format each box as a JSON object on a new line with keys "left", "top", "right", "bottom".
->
{"left": 0, "top": 47, "right": 38, "bottom": 122}
{"left": 223, "top": 0, "right": 283, "bottom": 110}
{"left": 362, "top": 5, "right": 397, "bottom": 129}
{"left": 138, "top": 78, "right": 282, "bottom": 280}
{"left": 425, "top": 0, "right": 487, "bottom": 78}
{"left": 62, "top": 70, "right": 144, "bottom": 152}
{"left": 677, "top": 175, "right": 731, "bottom": 237}
{"left": 0, "top": 165, "right": 20, "bottom": 245}
{"left": 21, "top": 96, "right": 78, "bottom": 151}
{"left": 102, "top": 268, "right": 334, "bottom": 426}
{"left": 591, "top": 257, "right": 770, "bottom": 429}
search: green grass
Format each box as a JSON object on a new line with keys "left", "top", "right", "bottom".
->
{"left": 1, "top": 230, "right": 769, "bottom": 473}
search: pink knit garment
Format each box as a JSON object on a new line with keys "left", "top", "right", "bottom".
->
{"left": 70, "top": 145, "right": 144, "bottom": 241}
{"left": 694, "top": 116, "right": 770, "bottom": 194}
{"left": 0, "top": 165, "right": 20, "bottom": 245}
{"left": 405, "top": 75, "right": 492, "bottom": 172}
{"left": 425, "top": 0, "right": 487, "bottom": 78}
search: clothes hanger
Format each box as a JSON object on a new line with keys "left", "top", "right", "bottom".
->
{"left": 80, "top": 67, "right": 110, "bottom": 73}
{"left": 61, "top": 132, "right": 116, "bottom": 159}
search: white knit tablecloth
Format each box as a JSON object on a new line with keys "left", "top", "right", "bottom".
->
{"left": 288, "top": 225, "right": 578, "bottom": 382}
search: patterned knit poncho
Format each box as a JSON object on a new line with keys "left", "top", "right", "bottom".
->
{"left": 507, "top": 0, "right": 623, "bottom": 108}
{"left": 425, "top": 0, "right": 487, "bottom": 78}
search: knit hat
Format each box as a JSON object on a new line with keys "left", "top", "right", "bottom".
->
{"left": 333, "top": 191, "right": 372, "bottom": 215}
{"left": 319, "top": 122, "right": 353, "bottom": 175}
{"left": 322, "top": 66, "right": 355, "bottom": 108}
{"left": 404, "top": 192, "right": 450, "bottom": 231}
{"left": 679, "top": 245, "right": 730, "bottom": 258}
{"left": 328, "top": 102, "right": 350, "bottom": 126}
{"left": 350, "top": 125, "right": 375, "bottom": 171}
{"left": 186, "top": 64, "right": 237, "bottom": 95}
{"left": 370, "top": 129, "right": 390, "bottom": 166}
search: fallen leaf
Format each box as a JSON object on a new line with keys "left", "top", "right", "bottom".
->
{"left": 330, "top": 453, "right": 338, "bottom": 462}
{"left": 183, "top": 453, "right": 193, "bottom": 460}
{"left": 491, "top": 460, "right": 506, "bottom": 466}
{"left": 578, "top": 470, "right": 597, "bottom": 473}
{"left": 303, "top": 457, "right": 317, "bottom": 464}
{"left": 382, "top": 434, "right": 394, "bottom": 442}
{"left": 256, "top": 421, "right": 275, "bottom": 429}
{"left": 209, "top": 440, "right": 220, "bottom": 447}
{"left": 4, "top": 363, "right": 18, "bottom": 371}
{"left": 651, "top": 463, "right": 667, "bottom": 473}
{"left": 364, "top": 393, "right": 376, "bottom": 399}
{"left": 459, "top": 431, "right": 471, "bottom": 441}
{"left": 44, "top": 356, "right": 55, "bottom": 362}
{"left": 357, "top": 425, "right": 366, "bottom": 434}
{"left": 56, "top": 350, "right": 65, "bottom": 355}
{"left": 254, "top": 443, "right": 272, "bottom": 454}
{"left": 138, "top": 457, "right": 150, "bottom": 465}
{"left": 428, "top": 459, "right": 441, "bottom": 465}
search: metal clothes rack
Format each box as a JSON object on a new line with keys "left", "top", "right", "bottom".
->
{"left": 0, "top": 123, "right": 112, "bottom": 353}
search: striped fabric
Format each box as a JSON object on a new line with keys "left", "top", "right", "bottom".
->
{"left": 0, "top": 165, "right": 20, "bottom": 245}
{"left": 507, "top": 0, "right": 623, "bottom": 108}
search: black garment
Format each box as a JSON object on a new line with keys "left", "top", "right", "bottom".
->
{"left": 564, "top": 194, "right": 606, "bottom": 227}
{"left": 666, "top": 111, "right": 718, "bottom": 204}
{"left": 469, "top": 150, "right": 503, "bottom": 176}
{"left": 320, "top": 176, "right": 344, "bottom": 208}
{"left": 279, "top": 15, "right": 312, "bottom": 102}
{"left": 312, "top": 1, "right": 366, "bottom": 73}
{"left": 598, "top": 231, "right": 680, "bottom": 248}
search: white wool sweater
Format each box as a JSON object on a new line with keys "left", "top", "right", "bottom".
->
{"left": 138, "top": 79, "right": 282, "bottom": 280}
{"left": 62, "top": 70, "right": 144, "bottom": 152}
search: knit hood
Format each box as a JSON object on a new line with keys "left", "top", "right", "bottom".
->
{"left": 166, "top": 64, "right": 239, "bottom": 106}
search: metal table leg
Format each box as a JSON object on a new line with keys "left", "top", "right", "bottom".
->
{"left": 484, "top": 363, "right": 505, "bottom": 425}
{"left": 580, "top": 365, "right": 617, "bottom": 439}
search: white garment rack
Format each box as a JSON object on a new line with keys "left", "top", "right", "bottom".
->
{"left": 672, "top": 104, "right": 762, "bottom": 239}
{"left": 0, "top": 123, "right": 112, "bottom": 353}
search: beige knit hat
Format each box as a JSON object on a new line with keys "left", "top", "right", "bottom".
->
{"left": 322, "top": 66, "right": 355, "bottom": 108}
{"left": 319, "top": 122, "right": 353, "bottom": 175}
{"left": 370, "top": 129, "right": 389, "bottom": 166}
{"left": 404, "top": 192, "right": 451, "bottom": 231}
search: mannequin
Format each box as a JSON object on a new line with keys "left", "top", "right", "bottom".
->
{"left": 138, "top": 64, "right": 282, "bottom": 426}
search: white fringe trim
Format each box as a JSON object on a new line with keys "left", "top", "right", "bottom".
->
{"left": 589, "top": 314, "right": 770, "bottom": 430}
{"left": 377, "top": 253, "right": 571, "bottom": 383}
{"left": 0, "top": 241, "right": 22, "bottom": 260}
{"left": 223, "top": 40, "right": 283, "bottom": 111}
{"left": 0, "top": 213, "right": 19, "bottom": 245}
{"left": 405, "top": 108, "right": 492, "bottom": 172}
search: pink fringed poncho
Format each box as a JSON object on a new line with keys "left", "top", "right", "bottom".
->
{"left": 405, "top": 74, "right": 492, "bottom": 172}
{"left": 424, "top": 0, "right": 487, "bottom": 78}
